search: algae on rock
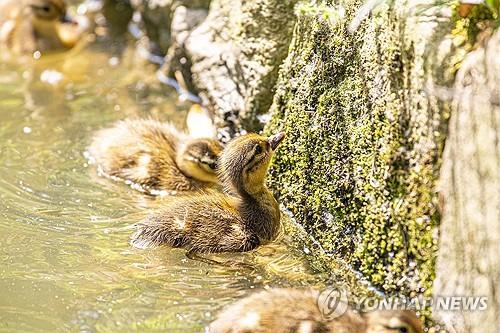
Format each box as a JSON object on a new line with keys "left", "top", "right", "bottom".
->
{"left": 265, "top": 0, "right": 457, "bottom": 299}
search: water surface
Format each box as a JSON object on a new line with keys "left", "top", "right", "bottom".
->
{"left": 0, "top": 42, "right": 329, "bottom": 332}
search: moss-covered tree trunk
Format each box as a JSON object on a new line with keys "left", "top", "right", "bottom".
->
{"left": 265, "top": 0, "right": 457, "bottom": 300}
{"left": 433, "top": 30, "right": 500, "bottom": 333}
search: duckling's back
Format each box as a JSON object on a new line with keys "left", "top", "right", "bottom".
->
{"left": 209, "top": 288, "right": 424, "bottom": 333}
{"left": 208, "top": 288, "right": 366, "bottom": 333}
{"left": 131, "top": 191, "right": 260, "bottom": 253}
{"left": 89, "top": 118, "right": 202, "bottom": 192}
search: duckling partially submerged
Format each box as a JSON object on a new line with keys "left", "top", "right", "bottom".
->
{"left": 88, "top": 118, "right": 222, "bottom": 193}
{"left": 208, "top": 288, "right": 424, "bottom": 333}
{"left": 131, "top": 132, "right": 285, "bottom": 253}
{"left": 0, "top": 0, "right": 84, "bottom": 54}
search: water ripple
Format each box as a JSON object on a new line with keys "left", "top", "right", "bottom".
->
{"left": 0, "top": 40, "right": 328, "bottom": 333}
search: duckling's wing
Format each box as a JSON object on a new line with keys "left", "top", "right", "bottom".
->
{"left": 130, "top": 196, "right": 206, "bottom": 249}
{"left": 130, "top": 194, "right": 259, "bottom": 253}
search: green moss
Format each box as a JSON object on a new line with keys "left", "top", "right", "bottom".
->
{"left": 265, "top": 0, "right": 458, "bottom": 323}
{"left": 295, "top": 2, "right": 346, "bottom": 27}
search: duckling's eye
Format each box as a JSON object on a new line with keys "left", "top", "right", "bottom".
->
{"left": 32, "top": 4, "right": 56, "bottom": 18}
{"left": 208, "top": 162, "right": 217, "bottom": 170}
{"left": 255, "top": 145, "right": 263, "bottom": 155}
{"left": 398, "top": 328, "right": 409, "bottom": 333}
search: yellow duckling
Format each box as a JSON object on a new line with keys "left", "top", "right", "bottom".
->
{"left": 131, "top": 132, "right": 286, "bottom": 252}
{"left": 0, "top": 0, "right": 83, "bottom": 54}
{"left": 208, "top": 288, "right": 424, "bottom": 333}
{"left": 88, "top": 118, "right": 223, "bottom": 193}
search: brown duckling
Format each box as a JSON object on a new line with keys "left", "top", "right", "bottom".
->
{"left": 208, "top": 288, "right": 424, "bottom": 333}
{"left": 130, "top": 132, "right": 286, "bottom": 252}
{"left": 88, "top": 118, "right": 223, "bottom": 193}
{"left": 0, "top": 0, "right": 83, "bottom": 54}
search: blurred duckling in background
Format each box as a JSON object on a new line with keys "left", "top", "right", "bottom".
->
{"left": 0, "top": 0, "right": 85, "bottom": 54}
{"left": 131, "top": 132, "right": 286, "bottom": 253}
{"left": 208, "top": 288, "right": 424, "bottom": 333}
{"left": 88, "top": 118, "right": 223, "bottom": 193}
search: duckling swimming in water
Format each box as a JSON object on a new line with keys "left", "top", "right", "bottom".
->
{"left": 131, "top": 132, "right": 285, "bottom": 253}
{"left": 0, "top": 0, "right": 84, "bottom": 54}
{"left": 208, "top": 288, "right": 424, "bottom": 333}
{"left": 88, "top": 118, "right": 223, "bottom": 193}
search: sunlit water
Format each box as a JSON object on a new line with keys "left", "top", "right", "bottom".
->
{"left": 0, "top": 40, "right": 340, "bottom": 332}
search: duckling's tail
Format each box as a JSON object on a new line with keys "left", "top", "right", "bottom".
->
{"left": 186, "top": 104, "right": 217, "bottom": 139}
{"left": 130, "top": 226, "right": 180, "bottom": 249}
{"left": 130, "top": 214, "right": 188, "bottom": 249}
{"left": 130, "top": 230, "right": 158, "bottom": 249}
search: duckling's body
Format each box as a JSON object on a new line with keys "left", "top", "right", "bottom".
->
{"left": 0, "top": 0, "right": 82, "bottom": 54}
{"left": 208, "top": 288, "right": 424, "bottom": 333}
{"left": 131, "top": 132, "right": 285, "bottom": 253}
{"left": 88, "top": 118, "right": 222, "bottom": 193}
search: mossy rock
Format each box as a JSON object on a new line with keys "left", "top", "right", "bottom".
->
{"left": 265, "top": 0, "right": 459, "bottom": 305}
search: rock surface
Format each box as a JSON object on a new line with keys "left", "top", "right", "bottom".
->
{"left": 433, "top": 29, "right": 500, "bottom": 333}
{"left": 184, "top": 0, "right": 298, "bottom": 138}
{"left": 160, "top": 5, "right": 208, "bottom": 94}
{"left": 100, "top": 0, "right": 210, "bottom": 55}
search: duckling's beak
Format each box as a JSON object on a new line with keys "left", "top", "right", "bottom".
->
{"left": 268, "top": 132, "right": 286, "bottom": 151}
{"left": 60, "top": 13, "right": 77, "bottom": 25}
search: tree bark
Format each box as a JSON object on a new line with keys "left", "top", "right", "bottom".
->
{"left": 434, "top": 30, "right": 500, "bottom": 332}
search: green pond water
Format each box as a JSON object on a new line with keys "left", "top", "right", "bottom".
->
{"left": 0, "top": 40, "right": 340, "bottom": 332}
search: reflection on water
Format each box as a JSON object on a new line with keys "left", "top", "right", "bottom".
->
{"left": 0, "top": 41, "right": 335, "bottom": 332}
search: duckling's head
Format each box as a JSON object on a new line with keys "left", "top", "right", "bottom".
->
{"left": 24, "top": 0, "right": 84, "bottom": 50}
{"left": 176, "top": 138, "right": 223, "bottom": 183}
{"left": 365, "top": 310, "right": 423, "bottom": 333}
{"left": 219, "top": 132, "right": 285, "bottom": 195}
{"left": 27, "top": 0, "right": 68, "bottom": 22}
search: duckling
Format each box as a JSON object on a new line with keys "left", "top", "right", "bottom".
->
{"left": 88, "top": 118, "right": 223, "bottom": 193}
{"left": 130, "top": 132, "right": 286, "bottom": 252}
{"left": 0, "top": 0, "right": 83, "bottom": 54}
{"left": 208, "top": 288, "right": 424, "bottom": 333}
{"left": 364, "top": 310, "right": 423, "bottom": 333}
